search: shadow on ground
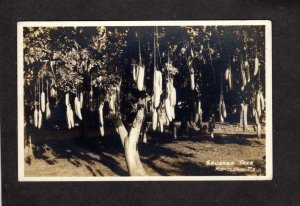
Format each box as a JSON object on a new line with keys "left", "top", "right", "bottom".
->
{"left": 30, "top": 128, "right": 265, "bottom": 177}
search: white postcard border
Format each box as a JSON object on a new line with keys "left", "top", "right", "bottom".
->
{"left": 17, "top": 20, "right": 272, "bottom": 181}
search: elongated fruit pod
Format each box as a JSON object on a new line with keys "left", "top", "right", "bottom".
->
{"left": 225, "top": 69, "right": 230, "bottom": 80}
{"left": 242, "top": 70, "right": 247, "bottom": 87}
{"left": 244, "top": 60, "right": 249, "bottom": 68}
{"left": 66, "top": 105, "right": 71, "bottom": 129}
{"left": 222, "top": 99, "right": 227, "bottom": 119}
{"left": 41, "top": 92, "right": 45, "bottom": 112}
{"left": 152, "top": 109, "right": 158, "bottom": 131}
{"left": 80, "top": 92, "right": 84, "bottom": 108}
{"left": 260, "top": 92, "right": 265, "bottom": 111}
{"left": 190, "top": 72, "right": 195, "bottom": 90}
{"left": 245, "top": 61, "right": 250, "bottom": 83}
{"left": 99, "top": 103, "right": 104, "bottom": 127}
{"left": 46, "top": 102, "right": 51, "bottom": 120}
{"left": 171, "top": 106, "right": 175, "bottom": 120}
{"left": 166, "top": 117, "right": 170, "bottom": 126}
{"left": 154, "top": 84, "right": 161, "bottom": 108}
{"left": 256, "top": 92, "right": 261, "bottom": 117}
{"left": 254, "top": 109, "right": 259, "bottom": 124}
{"left": 197, "top": 101, "right": 202, "bottom": 115}
{"left": 34, "top": 108, "right": 38, "bottom": 127}
{"left": 219, "top": 102, "right": 224, "bottom": 123}
{"left": 38, "top": 109, "right": 42, "bottom": 129}
{"left": 220, "top": 112, "right": 224, "bottom": 123}
{"left": 74, "top": 97, "right": 79, "bottom": 117}
{"left": 99, "top": 126, "right": 105, "bottom": 136}
{"left": 65, "top": 93, "right": 70, "bottom": 106}
{"left": 137, "top": 65, "right": 145, "bottom": 91}
{"left": 155, "top": 71, "right": 163, "bottom": 95}
{"left": 159, "top": 116, "right": 163, "bottom": 133}
{"left": 132, "top": 64, "right": 139, "bottom": 82}
{"left": 195, "top": 113, "right": 199, "bottom": 123}
{"left": 133, "top": 64, "right": 137, "bottom": 82}
{"left": 69, "top": 107, "right": 75, "bottom": 128}
{"left": 228, "top": 71, "right": 232, "bottom": 90}
{"left": 75, "top": 98, "right": 82, "bottom": 120}
{"left": 254, "top": 57, "right": 259, "bottom": 76}
{"left": 165, "top": 98, "right": 173, "bottom": 122}
{"left": 170, "top": 86, "right": 177, "bottom": 107}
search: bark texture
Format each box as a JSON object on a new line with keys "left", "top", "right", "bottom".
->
{"left": 114, "top": 108, "right": 146, "bottom": 176}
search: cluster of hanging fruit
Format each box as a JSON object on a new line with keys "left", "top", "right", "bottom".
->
{"left": 225, "top": 51, "right": 261, "bottom": 92}
{"left": 65, "top": 87, "right": 83, "bottom": 129}
{"left": 151, "top": 28, "right": 178, "bottom": 132}
{"left": 33, "top": 76, "right": 51, "bottom": 129}
{"left": 152, "top": 75, "right": 177, "bottom": 132}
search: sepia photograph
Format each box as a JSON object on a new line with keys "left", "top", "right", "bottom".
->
{"left": 17, "top": 21, "right": 272, "bottom": 181}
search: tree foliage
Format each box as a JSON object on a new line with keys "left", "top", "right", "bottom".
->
{"left": 23, "top": 25, "right": 265, "bottom": 125}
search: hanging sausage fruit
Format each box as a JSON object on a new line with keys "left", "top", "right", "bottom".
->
{"left": 245, "top": 56, "right": 250, "bottom": 83}
{"left": 66, "top": 104, "right": 72, "bottom": 129}
{"left": 153, "top": 70, "right": 162, "bottom": 108}
{"left": 158, "top": 109, "right": 164, "bottom": 133}
{"left": 241, "top": 60, "right": 247, "bottom": 91}
{"left": 108, "top": 90, "right": 116, "bottom": 114}
{"left": 41, "top": 75, "right": 46, "bottom": 113}
{"left": 219, "top": 103, "right": 224, "bottom": 123}
{"left": 98, "top": 102, "right": 104, "bottom": 136}
{"left": 260, "top": 90, "right": 265, "bottom": 111}
{"left": 165, "top": 50, "right": 178, "bottom": 123}
{"left": 38, "top": 78, "right": 42, "bottom": 129}
{"left": 132, "top": 62, "right": 138, "bottom": 83}
{"left": 152, "top": 27, "right": 163, "bottom": 109}
{"left": 190, "top": 68, "right": 195, "bottom": 91}
{"left": 136, "top": 30, "right": 145, "bottom": 91}
{"left": 34, "top": 83, "right": 38, "bottom": 127}
{"left": 152, "top": 109, "right": 158, "bottom": 131}
{"left": 219, "top": 91, "right": 227, "bottom": 123}
{"left": 222, "top": 98, "right": 227, "bottom": 119}
{"left": 165, "top": 77, "right": 176, "bottom": 122}
{"left": 74, "top": 88, "right": 82, "bottom": 120}
{"left": 254, "top": 53, "right": 259, "bottom": 76}
{"left": 79, "top": 91, "right": 84, "bottom": 109}
{"left": 46, "top": 80, "right": 51, "bottom": 120}
{"left": 225, "top": 63, "right": 232, "bottom": 90}
{"left": 65, "top": 91, "right": 75, "bottom": 129}
{"left": 170, "top": 82, "right": 176, "bottom": 120}
{"left": 165, "top": 95, "right": 173, "bottom": 122}
{"left": 65, "top": 93, "right": 70, "bottom": 106}
{"left": 256, "top": 91, "right": 261, "bottom": 117}
{"left": 137, "top": 63, "right": 145, "bottom": 91}
{"left": 219, "top": 67, "right": 227, "bottom": 122}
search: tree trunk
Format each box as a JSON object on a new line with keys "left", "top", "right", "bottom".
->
{"left": 243, "top": 104, "right": 248, "bottom": 131}
{"left": 114, "top": 108, "right": 146, "bottom": 176}
{"left": 240, "top": 103, "right": 248, "bottom": 131}
{"left": 257, "top": 123, "right": 261, "bottom": 139}
{"left": 125, "top": 108, "right": 146, "bottom": 176}
{"left": 240, "top": 103, "right": 244, "bottom": 127}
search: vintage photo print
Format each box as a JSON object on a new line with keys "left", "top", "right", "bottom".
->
{"left": 17, "top": 21, "right": 272, "bottom": 181}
